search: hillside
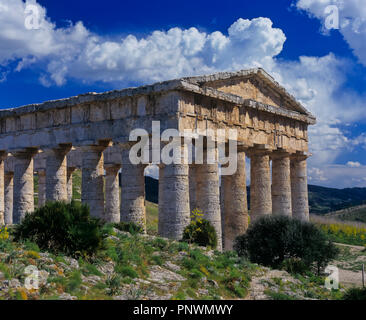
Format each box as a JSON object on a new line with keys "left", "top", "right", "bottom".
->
{"left": 0, "top": 227, "right": 343, "bottom": 300}
{"left": 143, "top": 176, "right": 366, "bottom": 215}
{"left": 323, "top": 205, "right": 366, "bottom": 223}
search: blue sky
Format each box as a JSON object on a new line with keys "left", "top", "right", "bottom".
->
{"left": 1, "top": 0, "right": 366, "bottom": 188}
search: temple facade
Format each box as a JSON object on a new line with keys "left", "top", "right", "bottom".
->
{"left": 0, "top": 68, "right": 316, "bottom": 251}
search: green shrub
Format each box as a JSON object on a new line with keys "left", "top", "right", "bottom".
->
{"left": 182, "top": 219, "right": 217, "bottom": 249}
{"left": 281, "top": 258, "right": 309, "bottom": 275}
{"left": 343, "top": 287, "right": 366, "bottom": 300}
{"left": 234, "top": 216, "right": 339, "bottom": 274}
{"left": 114, "top": 222, "right": 144, "bottom": 235}
{"left": 14, "top": 201, "right": 104, "bottom": 257}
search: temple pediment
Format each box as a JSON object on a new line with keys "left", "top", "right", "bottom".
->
{"left": 183, "top": 68, "right": 314, "bottom": 119}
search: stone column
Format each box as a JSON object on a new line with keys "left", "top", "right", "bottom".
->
{"left": 81, "top": 145, "right": 105, "bottom": 219}
{"left": 66, "top": 167, "right": 76, "bottom": 203}
{"left": 120, "top": 149, "right": 146, "bottom": 230}
{"left": 196, "top": 148, "right": 222, "bottom": 250}
{"left": 189, "top": 164, "right": 197, "bottom": 213}
{"left": 158, "top": 164, "right": 165, "bottom": 235}
{"left": 45, "top": 146, "right": 70, "bottom": 202}
{"left": 221, "top": 149, "right": 248, "bottom": 251}
{"left": 158, "top": 162, "right": 190, "bottom": 240}
{"left": 4, "top": 172, "right": 13, "bottom": 225}
{"left": 0, "top": 153, "right": 5, "bottom": 225}
{"left": 271, "top": 151, "right": 292, "bottom": 217}
{"left": 105, "top": 164, "right": 121, "bottom": 223}
{"left": 291, "top": 154, "right": 310, "bottom": 221}
{"left": 13, "top": 149, "right": 37, "bottom": 224}
{"left": 37, "top": 170, "right": 46, "bottom": 208}
{"left": 249, "top": 149, "right": 272, "bottom": 222}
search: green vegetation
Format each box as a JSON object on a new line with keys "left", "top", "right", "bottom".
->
{"left": 234, "top": 216, "right": 339, "bottom": 274}
{"left": 343, "top": 287, "right": 366, "bottom": 300}
{"left": 146, "top": 201, "right": 159, "bottom": 235}
{"left": 14, "top": 201, "right": 104, "bottom": 257}
{"left": 113, "top": 222, "right": 144, "bottom": 235}
{"left": 311, "top": 215, "right": 366, "bottom": 246}
{"left": 182, "top": 209, "right": 217, "bottom": 249}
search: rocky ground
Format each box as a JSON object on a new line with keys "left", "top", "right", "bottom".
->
{"left": 0, "top": 228, "right": 355, "bottom": 300}
{"left": 333, "top": 243, "right": 366, "bottom": 288}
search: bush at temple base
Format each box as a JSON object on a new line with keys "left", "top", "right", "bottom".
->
{"left": 182, "top": 209, "right": 217, "bottom": 249}
{"left": 14, "top": 201, "right": 104, "bottom": 257}
{"left": 234, "top": 215, "right": 339, "bottom": 274}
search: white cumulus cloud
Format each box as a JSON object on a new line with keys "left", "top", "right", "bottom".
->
{"left": 347, "top": 161, "right": 361, "bottom": 168}
{"left": 296, "top": 0, "right": 366, "bottom": 66}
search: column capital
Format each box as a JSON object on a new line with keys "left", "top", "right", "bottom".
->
{"left": 290, "top": 152, "right": 311, "bottom": 161}
{"left": 0, "top": 151, "right": 8, "bottom": 160}
{"left": 11, "top": 147, "right": 39, "bottom": 158}
{"left": 4, "top": 171, "right": 14, "bottom": 177}
{"left": 247, "top": 144, "right": 273, "bottom": 157}
{"left": 270, "top": 149, "right": 292, "bottom": 160}
{"left": 43, "top": 143, "right": 72, "bottom": 156}
{"left": 104, "top": 163, "right": 121, "bottom": 172}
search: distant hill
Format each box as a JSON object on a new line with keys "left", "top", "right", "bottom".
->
{"left": 323, "top": 205, "right": 366, "bottom": 223}
{"left": 308, "top": 185, "right": 366, "bottom": 214}
{"left": 143, "top": 176, "right": 366, "bottom": 215}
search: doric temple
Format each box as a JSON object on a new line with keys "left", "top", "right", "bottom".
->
{"left": 0, "top": 68, "right": 316, "bottom": 251}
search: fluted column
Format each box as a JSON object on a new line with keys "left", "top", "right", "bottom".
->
{"left": 0, "top": 153, "right": 6, "bottom": 225}
{"left": 45, "top": 146, "right": 71, "bottom": 202}
{"left": 13, "top": 149, "right": 37, "bottom": 223}
{"left": 196, "top": 148, "right": 222, "bottom": 250}
{"left": 81, "top": 145, "right": 105, "bottom": 219}
{"left": 158, "top": 162, "right": 190, "bottom": 240}
{"left": 121, "top": 148, "right": 146, "bottom": 230}
{"left": 105, "top": 164, "right": 121, "bottom": 223}
{"left": 221, "top": 149, "right": 248, "bottom": 251}
{"left": 158, "top": 164, "right": 165, "bottom": 235}
{"left": 189, "top": 164, "right": 197, "bottom": 213}
{"left": 66, "top": 167, "right": 76, "bottom": 203}
{"left": 37, "top": 170, "right": 46, "bottom": 208}
{"left": 249, "top": 149, "right": 272, "bottom": 222}
{"left": 291, "top": 154, "right": 310, "bottom": 221}
{"left": 271, "top": 151, "right": 292, "bottom": 217}
{"left": 4, "top": 172, "right": 13, "bottom": 225}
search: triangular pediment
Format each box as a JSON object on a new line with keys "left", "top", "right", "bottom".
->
{"left": 183, "top": 68, "right": 313, "bottom": 117}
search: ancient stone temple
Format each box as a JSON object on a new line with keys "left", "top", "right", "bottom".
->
{"left": 0, "top": 68, "right": 316, "bottom": 251}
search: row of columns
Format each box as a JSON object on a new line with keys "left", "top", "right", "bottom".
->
{"left": 0, "top": 144, "right": 309, "bottom": 253}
